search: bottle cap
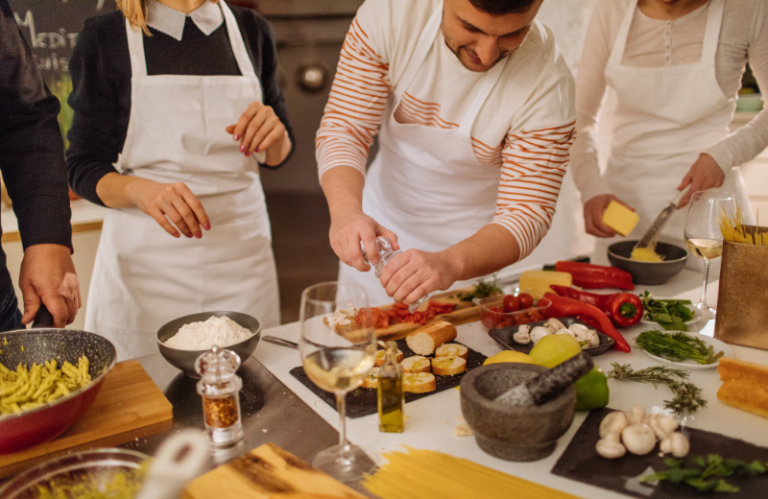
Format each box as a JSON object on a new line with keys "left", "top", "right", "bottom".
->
{"left": 195, "top": 346, "right": 242, "bottom": 384}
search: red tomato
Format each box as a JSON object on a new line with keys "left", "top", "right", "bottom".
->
{"left": 481, "top": 311, "right": 498, "bottom": 330}
{"left": 503, "top": 295, "right": 520, "bottom": 313}
{"left": 518, "top": 293, "right": 534, "bottom": 309}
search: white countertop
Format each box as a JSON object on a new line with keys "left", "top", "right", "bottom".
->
{"left": 254, "top": 268, "right": 768, "bottom": 499}
{"left": 1, "top": 199, "right": 107, "bottom": 236}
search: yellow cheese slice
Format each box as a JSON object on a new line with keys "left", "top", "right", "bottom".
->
{"left": 518, "top": 270, "right": 573, "bottom": 298}
{"left": 602, "top": 200, "right": 640, "bottom": 236}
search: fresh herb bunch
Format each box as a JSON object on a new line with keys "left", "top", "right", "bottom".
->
{"left": 607, "top": 363, "right": 707, "bottom": 414}
{"left": 454, "top": 276, "right": 503, "bottom": 302}
{"left": 641, "top": 455, "right": 768, "bottom": 493}
{"left": 639, "top": 291, "right": 694, "bottom": 331}
{"left": 636, "top": 330, "right": 725, "bottom": 365}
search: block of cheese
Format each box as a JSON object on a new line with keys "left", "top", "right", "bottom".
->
{"left": 518, "top": 270, "right": 573, "bottom": 298}
{"left": 602, "top": 200, "right": 640, "bottom": 236}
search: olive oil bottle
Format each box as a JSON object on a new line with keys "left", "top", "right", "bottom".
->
{"left": 377, "top": 341, "right": 404, "bottom": 433}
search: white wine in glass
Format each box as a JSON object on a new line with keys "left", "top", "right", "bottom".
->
{"left": 683, "top": 191, "right": 736, "bottom": 320}
{"left": 299, "top": 282, "right": 376, "bottom": 482}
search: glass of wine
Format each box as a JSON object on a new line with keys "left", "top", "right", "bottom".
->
{"left": 299, "top": 282, "right": 376, "bottom": 482}
{"left": 683, "top": 191, "right": 736, "bottom": 320}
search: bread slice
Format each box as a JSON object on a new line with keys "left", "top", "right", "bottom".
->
{"left": 374, "top": 348, "right": 404, "bottom": 367}
{"left": 401, "top": 355, "right": 431, "bottom": 373}
{"left": 405, "top": 321, "right": 458, "bottom": 356}
{"left": 431, "top": 356, "right": 467, "bottom": 376}
{"left": 403, "top": 373, "right": 436, "bottom": 394}
{"left": 717, "top": 378, "right": 768, "bottom": 419}
{"left": 361, "top": 368, "right": 379, "bottom": 389}
{"left": 718, "top": 357, "right": 768, "bottom": 384}
{"left": 435, "top": 343, "right": 468, "bottom": 359}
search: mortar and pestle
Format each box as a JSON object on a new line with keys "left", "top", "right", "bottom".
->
{"left": 460, "top": 353, "right": 591, "bottom": 462}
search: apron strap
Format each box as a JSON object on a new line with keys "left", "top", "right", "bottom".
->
{"left": 701, "top": 0, "right": 723, "bottom": 63}
{"left": 219, "top": 0, "right": 257, "bottom": 77}
{"left": 607, "top": 0, "right": 639, "bottom": 67}
{"left": 392, "top": 4, "right": 442, "bottom": 98}
{"left": 125, "top": 19, "right": 148, "bottom": 77}
{"left": 459, "top": 53, "right": 509, "bottom": 134}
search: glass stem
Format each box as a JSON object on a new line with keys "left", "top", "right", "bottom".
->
{"left": 700, "top": 260, "right": 711, "bottom": 307}
{"left": 335, "top": 392, "right": 349, "bottom": 451}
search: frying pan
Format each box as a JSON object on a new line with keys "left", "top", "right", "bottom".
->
{"left": 0, "top": 307, "right": 116, "bottom": 454}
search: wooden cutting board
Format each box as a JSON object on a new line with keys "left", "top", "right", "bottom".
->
{"left": 183, "top": 442, "right": 365, "bottom": 499}
{"left": 0, "top": 360, "right": 173, "bottom": 478}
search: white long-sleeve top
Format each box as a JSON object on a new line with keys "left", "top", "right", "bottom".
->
{"left": 315, "top": 0, "right": 576, "bottom": 258}
{"left": 571, "top": 0, "right": 768, "bottom": 203}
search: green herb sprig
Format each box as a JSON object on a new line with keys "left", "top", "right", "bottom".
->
{"left": 607, "top": 363, "right": 707, "bottom": 414}
{"left": 636, "top": 330, "right": 725, "bottom": 365}
{"left": 454, "top": 276, "right": 503, "bottom": 302}
{"left": 639, "top": 291, "right": 694, "bottom": 331}
{"left": 641, "top": 455, "right": 768, "bottom": 493}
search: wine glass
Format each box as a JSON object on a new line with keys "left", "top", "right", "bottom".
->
{"left": 683, "top": 191, "right": 736, "bottom": 320}
{"left": 299, "top": 282, "right": 376, "bottom": 482}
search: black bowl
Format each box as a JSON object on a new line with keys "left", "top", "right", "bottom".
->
{"left": 607, "top": 240, "right": 688, "bottom": 285}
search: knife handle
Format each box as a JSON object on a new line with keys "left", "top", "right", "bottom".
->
{"left": 671, "top": 186, "right": 691, "bottom": 208}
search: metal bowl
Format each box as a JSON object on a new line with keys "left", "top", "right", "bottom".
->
{"left": 156, "top": 311, "right": 261, "bottom": 378}
{"left": 608, "top": 240, "right": 688, "bottom": 285}
{"left": 0, "top": 330, "right": 116, "bottom": 454}
{"left": 0, "top": 448, "right": 148, "bottom": 498}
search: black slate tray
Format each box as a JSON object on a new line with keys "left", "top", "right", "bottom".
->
{"left": 290, "top": 338, "right": 487, "bottom": 418}
{"left": 489, "top": 317, "right": 615, "bottom": 356}
{"left": 551, "top": 408, "right": 768, "bottom": 498}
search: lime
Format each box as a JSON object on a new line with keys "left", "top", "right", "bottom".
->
{"left": 574, "top": 366, "right": 610, "bottom": 411}
{"left": 529, "top": 334, "right": 582, "bottom": 368}
{"left": 483, "top": 351, "right": 537, "bottom": 366}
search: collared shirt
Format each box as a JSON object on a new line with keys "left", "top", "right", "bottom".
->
{"left": 146, "top": 0, "right": 224, "bottom": 41}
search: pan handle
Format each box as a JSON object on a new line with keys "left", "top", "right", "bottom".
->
{"left": 32, "top": 305, "right": 55, "bottom": 329}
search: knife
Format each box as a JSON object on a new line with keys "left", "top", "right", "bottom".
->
{"left": 634, "top": 187, "right": 690, "bottom": 250}
{"left": 262, "top": 335, "right": 299, "bottom": 349}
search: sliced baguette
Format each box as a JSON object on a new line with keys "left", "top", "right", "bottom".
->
{"left": 435, "top": 343, "right": 468, "bottom": 359}
{"left": 361, "top": 368, "right": 379, "bottom": 389}
{"left": 718, "top": 357, "right": 768, "bottom": 384}
{"left": 431, "top": 356, "right": 467, "bottom": 376}
{"left": 401, "top": 355, "right": 431, "bottom": 373}
{"left": 374, "top": 348, "right": 404, "bottom": 367}
{"left": 405, "top": 321, "right": 457, "bottom": 356}
{"left": 717, "top": 378, "right": 768, "bottom": 419}
{"left": 403, "top": 373, "right": 436, "bottom": 394}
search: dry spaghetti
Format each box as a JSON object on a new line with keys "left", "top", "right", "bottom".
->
{"left": 720, "top": 208, "right": 767, "bottom": 247}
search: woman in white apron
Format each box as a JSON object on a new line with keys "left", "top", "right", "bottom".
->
{"left": 571, "top": 0, "right": 767, "bottom": 264}
{"left": 67, "top": 0, "right": 291, "bottom": 359}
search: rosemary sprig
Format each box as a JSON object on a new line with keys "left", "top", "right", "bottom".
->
{"left": 607, "top": 363, "right": 707, "bottom": 415}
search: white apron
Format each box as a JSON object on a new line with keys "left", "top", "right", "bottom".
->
{"left": 86, "top": 1, "right": 280, "bottom": 360}
{"left": 595, "top": 0, "right": 751, "bottom": 265}
{"left": 338, "top": 5, "right": 513, "bottom": 306}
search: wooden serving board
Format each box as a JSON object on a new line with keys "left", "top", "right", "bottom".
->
{"left": 183, "top": 442, "right": 365, "bottom": 499}
{"left": 0, "top": 360, "right": 173, "bottom": 478}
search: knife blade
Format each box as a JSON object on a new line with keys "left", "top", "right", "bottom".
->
{"left": 634, "top": 187, "right": 690, "bottom": 249}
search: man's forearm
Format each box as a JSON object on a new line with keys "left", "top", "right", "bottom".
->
{"left": 441, "top": 225, "right": 521, "bottom": 282}
{"left": 320, "top": 166, "right": 366, "bottom": 219}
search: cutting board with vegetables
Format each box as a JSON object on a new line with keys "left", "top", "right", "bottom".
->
{"left": 0, "top": 360, "right": 173, "bottom": 479}
{"left": 182, "top": 442, "right": 365, "bottom": 499}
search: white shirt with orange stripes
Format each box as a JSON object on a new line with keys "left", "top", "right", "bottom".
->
{"left": 316, "top": 0, "right": 576, "bottom": 258}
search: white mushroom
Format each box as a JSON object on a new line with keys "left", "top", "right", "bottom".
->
{"left": 513, "top": 331, "right": 531, "bottom": 345}
{"left": 555, "top": 329, "right": 576, "bottom": 338}
{"left": 517, "top": 325, "right": 531, "bottom": 335}
{"left": 596, "top": 432, "right": 626, "bottom": 459}
{"left": 543, "top": 318, "right": 566, "bottom": 333}
{"left": 659, "top": 437, "right": 673, "bottom": 455}
{"left": 584, "top": 330, "right": 600, "bottom": 348}
{"left": 599, "top": 411, "right": 629, "bottom": 438}
{"left": 530, "top": 326, "right": 552, "bottom": 344}
{"left": 669, "top": 433, "right": 690, "bottom": 458}
{"left": 648, "top": 413, "right": 679, "bottom": 441}
{"left": 627, "top": 405, "right": 647, "bottom": 425}
{"left": 621, "top": 424, "right": 657, "bottom": 456}
{"left": 569, "top": 324, "right": 590, "bottom": 336}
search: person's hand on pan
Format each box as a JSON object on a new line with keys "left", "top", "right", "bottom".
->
{"left": 19, "top": 244, "right": 81, "bottom": 327}
{"left": 378, "top": 249, "right": 456, "bottom": 305}
{"left": 583, "top": 194, "right": 635, "bottom": 238}
{"left": 677, "top": 153, "right": 725, "bottom": 208}
{"left": 128, "top": 178, "right": 211, "bottom": 239}
{"left": 329, "top": 208, "right": 399, "bottom": 272}
{"left": 227, "top": 102, "right": 291, "bottom": 166}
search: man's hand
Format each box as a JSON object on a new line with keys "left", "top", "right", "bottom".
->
{"left": 329, "top": 211, "right": 399, "bottom": 272}
{"left": 677, "top": 153, "right": 725, "bottom": 208}
{"left": 379, "top": 250, "right": 457, "bottom": 304}
{"left": 19, "top": 244, "right": 81, "bottom": 327}
{"left": 583, "top": 194, "right": 635, "bottom": 238}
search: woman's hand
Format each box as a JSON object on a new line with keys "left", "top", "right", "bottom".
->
{"left": 583, "top": 194, "right": 635, "bottom": 238}
{"left": 226, "top": 102, "right": 291, "bottom": 166}
{"left": 677, "top": 153, "right": 725, "bottom": 208}
{"left": 126, "top": 178, "right": 211, "bottom": 239}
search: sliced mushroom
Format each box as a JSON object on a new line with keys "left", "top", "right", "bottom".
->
{"left": 596, "top": 432, "right": 626, "bottom": 459}
{"left": 543, "top": 318, "right": 566, "bottom": 333}
{"left": 599, "top": 411, "right": 629, "bottom": 438}
{"left": 513, "top": 331, "right": 531, "bottom": 345}
{"left": 627, "top": 405, "right": 647, "bottom": 425}
{"left": 621, "top": 424, "right": 657, "bottom": 456}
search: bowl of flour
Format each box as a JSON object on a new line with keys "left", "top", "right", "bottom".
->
{"left": 156, "top": 311, "right": 260, "bottom": 377}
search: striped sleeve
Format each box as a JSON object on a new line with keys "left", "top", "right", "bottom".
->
{"left": 491, "top": 122, "right": 575, "bottom": 258}
{"left": 315, "top": 19, "right": 391, "bottom": 179}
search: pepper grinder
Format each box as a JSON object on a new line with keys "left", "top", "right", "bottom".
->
{"left": 195, "top": 346, "right": 245, "bottom": 453}
{"left": 362, "top": 236, "right": 434, "bottom": 313}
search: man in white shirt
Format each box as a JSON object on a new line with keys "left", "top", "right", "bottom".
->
{"left": 316, "top": 0, "right": 575, "bottom": 306}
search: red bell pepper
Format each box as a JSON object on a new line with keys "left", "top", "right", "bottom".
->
{"left": 604, "top": 293, "right": 643, "bottom": 327}
{"left": 555, "top": 261, "right": 634, "bottom": 290}
{"left": 549, "top": 285, "right": 615, "bottom": 310}
{"left": 543, "top": 292, "right": 631, "bottom": 353}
